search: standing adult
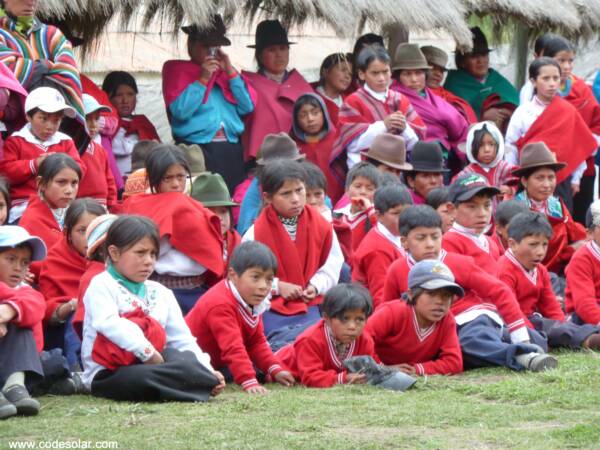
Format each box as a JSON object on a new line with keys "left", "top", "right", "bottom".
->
{"left": 162, "top": 15, "right": 254, "bottom": 194}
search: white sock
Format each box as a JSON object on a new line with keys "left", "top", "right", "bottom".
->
{"left": 2, "top": 371, "right": 25, "bottom": 391}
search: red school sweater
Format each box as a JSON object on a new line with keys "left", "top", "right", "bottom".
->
{"left": 185, "top": 280, "right": 284, "bottom": 390}
{"left": 365, "top": 300, "right": 462, "bottom": 375}
{"left": 72, "top": 261, "right": 106, "bottom": 340}
{"left": 352, "top": 225, "right": 405, "bottom": 309}
{"left": 78, "top": 141, "right": 119, "bottom": 212}
{"left": 276, "top": 319, "right": 380, "bottom": 388}
{"left": 498, "top": 250, "right": 565, "bottom": 321}
{"left": 565, "top": 242, "right": 600, "bottom": 325}
{"left": 334, "top": 205, "right": 378, "bottom": 252}
{"left": 0, "top": 281, "right": 45, "bottom": 352}
{"left": 442, "top": 226, "right": 502, "bottom": 276}
{"left": 383, "top": 251, "right": 529, "bottom": 333}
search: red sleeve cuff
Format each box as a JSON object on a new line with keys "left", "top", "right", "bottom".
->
{"left": 337, "top": 371, "right": 347, "bottom": 385}
{"left": 1, "top": 300, "right": 20, "bottom": 323}
{"left": 267, "top": 364, "right": 283, "bottom": 376}
{"left": 241, "top": 378, "right": 260, "bottom": 391}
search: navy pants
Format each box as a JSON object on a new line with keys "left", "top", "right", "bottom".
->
{"left": 43, "top": 314, "right": 81, "bottom": 371}
{"left": 172, "top": 286, "right": 207, "bottom": 316}
{"left": 458, "top": 315, "right": 548, "bottom": 370}
{"left": 263, "top": 305, "right": 321, "bottom": 352}
{"left": 0, "top": 324, "right": 43, "bottom": 388}
{"left": 529, "top": 314, "right": 600, "bottom": 349}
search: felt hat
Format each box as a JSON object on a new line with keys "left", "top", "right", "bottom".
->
{"left": 191, "top": 172, "right": 238, "bottom": 207}
{"left": 178, "top": 143, "right": 206, "bottom": 177}
{"left": 247, "top": 20, "right": 296, "bottom": 50}
{"left": 459, "top": 27, "right": 493, "bottom": 55}
{"left": 181, "top": 15, "right": 231, "bottom": 47}
{"left": 391, "top": 43, "right": 432, "bottom": 71}
{"left": 511, "top": 142, "right": 567, "bottom": 177}
{"left": 420, "top": 45, "right": 448, "bottom": 70}
{"left": 256, "top": 132, "right": 305, "bottom": 165}
{"left": 25, "top": 87, "right": 76, "bottom": 118}
{"left": 85, "top": 214, "right": 118, "bottom": 258}
{"left": 449, "top": 173, "right": 501, "bottom": 203}
{"left": 408, "top": 141, "right": 448, "bottom": 173}
{"left": 0, "top": 226, "right": 46, "bottom": 261}
{"left": 408, "top": 259, "right": 465, "bottom": 298}
{"left": 361, "top": 133, "right": 413, "bottom": 171}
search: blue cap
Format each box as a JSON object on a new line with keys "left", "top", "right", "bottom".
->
{"left": 0, "top": 226, "right": 47, "bottom": 261}
{"left": 83, "top": 94, "right": 112, "bottom": 116}
{"left": 408, "top": 259, "right": 464, "bottom": 297}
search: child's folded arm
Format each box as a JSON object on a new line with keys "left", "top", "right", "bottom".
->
{"left": 360, "top": 251, "right": 394, "bottom": 309}
{"left": 0, "top": 138, "right": 38, "bottom": 184}
{"left": 308, "top": 230, "right": 344, "bottom": 295}
{"left": 246, "top": 321, "right": 284, "bottom": 378}
{"left": 0, "top": 284, "right": 45, "bottom": 328}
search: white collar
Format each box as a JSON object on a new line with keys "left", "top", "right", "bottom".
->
{"left": 406, "top": 249, "right": 447, "bottom": 268}
{"left": 363, "top": 84, "right": 388, "bottom": 102}
{"left": 13, "top": 123, "right": 72, "bottom": 148}
{"left": 227, "top": 279, "right": 271, "bottom": 318}
{"left": 451, "top": 222, "right": 489, "bottom": 252}
{"left": 376, "top": 222, "right": 404, "bottom": 252}
{"left": 505, "top": 249, "right": 538, "bottom": 285}
{"left": 316, "top": 85, "right": 343, "bottom": 107}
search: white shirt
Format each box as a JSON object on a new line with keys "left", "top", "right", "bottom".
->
{"left": 376, "top": 222, "right": 404, "bottom": 253}
{"left": 154, "top": 237, "right": 207, "bottom": 277}
{"left": 111, "top": 126, "right": 139, "bottom": 175}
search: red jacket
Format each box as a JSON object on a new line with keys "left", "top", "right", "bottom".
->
{"left": 543, "top": 203, "right": 586, "bottom": 274}
{"left": 565, "top": 242, "right": 600, "bottom": 325}
{"left": 442, "top": 227, "right": 502, "bottom": 276}
{"left": 185, "top": 280, "right": 283, "bottom": 390}
{"left": 72, "top": 260, "right": 105, "bottom": 339}
{"left": 78, "top": 141, "right": 119, "bottom": 212}
{"left": 0, "top": 282, "right": 45, "bottom": 352}
{"left": 366, "top": 300, "right": 463, "bottom": 375}
{"left": 335, "top": 205, "right": 378, "bottom": 252}
{"left": 276, "top": 320, "right": 379, "bottom": 388}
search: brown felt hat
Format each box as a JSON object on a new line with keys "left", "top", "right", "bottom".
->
{"left": 178, "top": 143, "right": 206, "bottom": 177}
{"left": 361, "top": 133, "right": 412, "bottom": 171}
{"left": 512, "top": 142, "right": 567, "bottom": 177}
{"left": 391, "top": 43, "right": 432, "bottom": 71}
{"left": 182, "top": 15, "right": 231, "bottom": 47}
{"left": 420, "top": 45, "right": 448, "bottom": 70}
{"left": 256, "top": 132, "right": 305, "bottom": 165}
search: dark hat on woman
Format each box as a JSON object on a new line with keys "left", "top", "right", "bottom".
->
{"left": 182, "top": 15, "right": 231, "bottom": 47}
{"left": 512, "top": 142, "right": 567, "bottom": 177}
{"left": 408, "top": 141, "right": 448, "bottom": 173}
{"left": 191, "top": 173, "right": 238, "bottom": 207}
{"left": 420, "top": 45, "right": 448, "bottom": 70}
{"left": 391, "top": 43, "right": 431, "bottom": 71}
{"left": 247, "top": 20, "right": 296, "bottom": 51}
{"left": 256, "top": 132, "right": 304, "bottom": 165}
{"left": 361, "top": 133, "right": 412, "bottom": 171}
{"left": 459, "top": 27, "right": 493, "bottom": 55}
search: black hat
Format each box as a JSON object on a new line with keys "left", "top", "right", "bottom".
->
{"left": 247, "top": 20, "right": 296, "bottom": 51}
{"left": 182, "top": 15, "right": 231, "bottom": 47}
{"left": 449, "top": 173, "right": 501, "bottom": 203}
{"left": 408, "top": 141, "right": 448, "bottom": 173}
{"left": 464, "top": 27, "right": 493, "bottom": 55}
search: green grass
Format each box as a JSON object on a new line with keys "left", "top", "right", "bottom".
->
{"left": 2, "top": 351, "right": 600, "bottom": 449}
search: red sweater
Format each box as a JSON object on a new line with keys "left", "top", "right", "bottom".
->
{"left": 78, "top": 141, "right": 119, "bottom": 212}
{"left": 0, "top": 282, "right": 45, "bottom": 352}
{"left": 384, "top": 251, "right": 529, "bottom": 333}
{"left": 498, "top": 250, "right": 565, "bottom": 321}
{"left": 366, "top": 300, "right": 462, "bottom": 375}
{"left": 185, "top": 280, "right": 283, "bottom": 390}
{"left": 335, "top": 205, "right": 378, "bottom": 252}
{"left": 565, "top": 242, "right": 600, "bottom": 325}
{"left": 73, "top": 261, "right": 105, "bottom": 339}
{"left": 352, "top": 225, "right": 405, "bottom": 308}
{"left": 276, "top": 319, "right": 379, "bottom": 388}
{"left": 442, "top": 226, "right": 502, "bottom": 276}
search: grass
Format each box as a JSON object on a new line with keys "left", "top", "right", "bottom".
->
{"left": 1, "top": 350, "right": 600, "bottom": 449}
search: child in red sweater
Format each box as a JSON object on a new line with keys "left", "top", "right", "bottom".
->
{"left": 186, "top": 241, "right": 295, "bottom": 394}
{"left": 494, "top": 200, "right": 529, "bottom": 253}
{"left": 499, "top": 211, "right": 600, "bottom": 349}
{"left": 353, "top": 184, "right": 412, "bottom": 308}
{"left": 277, "top": 283, "right": 379, "bottom": 387}
{"left": 0, "top": 87, "right": 85, "bottom": 223}
{"left": 368, "top": 259, "right": 464, "bottom": 375}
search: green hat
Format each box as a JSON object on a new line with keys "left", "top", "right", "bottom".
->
{"left": 191, "top": 172, "right": 238, "bottom": 207}
{"left": 178, "top": 143, "right": 206, "bottom": 177}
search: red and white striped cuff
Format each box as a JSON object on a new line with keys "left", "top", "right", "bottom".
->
{"left": 414, "top": 363, "right": 425, "bottom": 376}
{"left": 267, "top": 364, "right": 282, "bottom": 376}
{"left": 241, "top": 378, "right": 260, "bottom": 391}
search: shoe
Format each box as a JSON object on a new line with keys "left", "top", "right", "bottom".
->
{"left": 3, "top": 385, "right": 40, "bottom": 416}
{"left": 583, "top": 333, "right": 600, "bottom": 350}
{"left": 0, "top": 392, "right": 17, "bottom": 420}
{"left": 48, "top": 372, "right": 89, "bottom": 396}
{"left": 528, "top": 354, "right": 558, "bottom": 372}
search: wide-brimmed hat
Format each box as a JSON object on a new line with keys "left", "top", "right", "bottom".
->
{"left": 182, "top": 15, "right": 231, "bottom": 47}
{"left": 0, "top": 226, "right": 46, "bottom": 261}
{"left": 178, "top": 143, "right": 206, "bottom": 177}
{"left": 449, "top": 173, "right": 501, "bottom": 203}
{"left": 459, "top": 27, "right": 493, "bottom": 55}
{"left": 408, "top": 141, "right": 448, "bottom": 173}
{"left": 420, "top": 45, "right": 448, "bottom": 70}
{"left": 256, "top": 132, "right": 305, "bottom": 165}
{"left": 391, "top": 43, "right": 432, "bottom": 71}
{"left": 191, "top": 172, "right": 238, "bottom": 207}
{"left": 512, "top": 142, "right": 567, "bottom": 177}
{"left": 361, "top": 133, "right": 412, "bottom": 171}
{"left": 247, "top": 20, "right": 296, "bottom": 50}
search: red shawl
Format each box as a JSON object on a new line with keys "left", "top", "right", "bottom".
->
{"left": 73, "top": 260, "right": 105, "bottom": 339}
{"left": 544, "top": 201, "right": 587, "bottom": 273}
{"left": 225, "top": 228, "right": 241, "bottom": 267}
{"left": 429, "top": 86, "right": 478, "bottom": 124}
{"left": 122, "top": 192, "right": 224, "bottom": 278}
{"left": 118, "top": 115, "right": 160, "bottom": 141}
{"left": 516, "top": 96, "right": 597, "bottom": 184}
{"left": 39, "top": 236, "right": 86, "bottom": 322}
{"left": 254, "top": 204, "right": 333, "bottom": 315}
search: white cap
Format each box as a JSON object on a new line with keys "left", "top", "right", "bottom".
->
{"left": 0, "top": 226, "right": 47, "bottom": 261}
{"left": 83, "top": 93, "right": 112, "bottom": 115}
{"left": 25, "top": 87, "right": 76, "bottom": 118}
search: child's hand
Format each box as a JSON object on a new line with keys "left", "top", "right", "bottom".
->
{"left": 246, "top": 385, "right": 269, "bottom": 395}
{"left": 24, "top": 270, "right": 35, "bottom": 285}
{"left": 302, "top": 284, "right": 317, "bottom": 303}
{"left": 36, "top": 153, "right": 49, "bottom": 168}
{"left": 571, "top": 183, "right": 581, "bottom": 195}
{"left": 56, "top": 299, "right": 77, "bottom": 322}
{"left": 0, "top": 303, "right": 17, "bottom": 324}
{"left": 144, "top": 350, "right": 164, "bottom": 365}
{"left": 383, "top": 111, "right": 406, "bottom": 133}
{"left": 346, "top": 373, "right": 367, "bottom": 384}
{"left": 350, "top": 197, "right": 371, "bottom": 214}
{"left": 279, "top": 281, "right": 303, "bottom": 301}
{"left": 0, "top": 323, "right": 6, "bottom": 337}
{"left": 274, "top": 370, "right": 295, "bottom": 387}
{"left": 211, "top": 371, "right": 226, "bottom": 397}
{"left": 393, "top": 363, "right": 416, "bottom": 375}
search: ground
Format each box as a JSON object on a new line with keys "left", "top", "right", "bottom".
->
{"left": 1, "top": 350, "right": 599, "bottom": 449}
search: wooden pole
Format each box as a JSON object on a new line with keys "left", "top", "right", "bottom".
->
{"left": 514, "top": 22, "right": 530, "bottom": 90}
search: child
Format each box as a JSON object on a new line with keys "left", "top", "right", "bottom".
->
{"left": 384, "top": 205, "right": 557, "bottom": 371}
{"left": 191, "top": 172, "right": 241, "bottom": 267}
{"left": 565, "top": 200, "right": 600, "bottom": 326}
{"left": 276, "top": 283, "right": 378, "bottom": 387}
{"left": 19, "top": 153, "right": 81, "bottom": 279}
{"left": 367, "top": 259, "right": 464, "bottom": 375}
{"left": 314, "top": 52, "right": 352, "bottom": 127}
{"left": 352, "top": 184, "right": 412, "bottom": 308}
{"left": 494, "top": 200, "right": 530, "bottom": 252}
{"left": 333, "top": 161, "right": 381, "bottom": 251}
{"left": 122, "top": 140, "right": 160, "bottom": 199}
{"left": 0, "top": 87, "right": 85, "bottom": 223}
{"left": 360, "top": 133, "right": 413, "bottom": 178}
{"left": 0, "top": 177, "right": 10, "bottom": 225}
{"left": 242, "top": 160, "right": 343, "bottom": 346}
{"left": 426, "top": 186, "right": 454, "bottom": 233}
{"left": 403, "top": 141, "right": 446, "bottom": 205}
{"left": 499, "top": 211, "right": 600, "bottom": 349}
{"left": 186, "top": 242, "right": 295, "bottom": 394}
{"left": 81, "top": 215, "right": 225, "bottom": 401}
{"left": 77, "top": 94, "right": 119, "bottom": 212}
{"left": 0, "top": 226, "right": 47, "bottom": 418}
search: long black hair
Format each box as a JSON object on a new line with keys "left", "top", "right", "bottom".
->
{"left": 145, "top": 144, "right": 191, "bottom": 193}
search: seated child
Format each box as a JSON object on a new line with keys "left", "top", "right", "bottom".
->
{"left": 0, "top": 177, "right": 9, "bottom": 225}
{"left": 353, "top": 184, "right": 412, "bottom": 308}
{"left": 403, "top": 141, "right": 446, "bottom": 205}
{"left": 565, "top": 200, "right": 600, "bottom": 326}
{"left": 186, "top": 242, "right": 295, "bottom": 394}
{"left": 499, "top": 211, "right": 600, "bottom": 349}
{"left": 122, "top": 140, "right": 159, "bottom": 199}
{"left": 0, "top": 87, "right": 85, "bottom": 223}
{"left": 426, "top": 186, "right": 454, "bottom": 233}
{"left": 81, "top": 215, "right": 225, "bottom": 401}
{"left": 494, "top": 199, "right": 529, "bottom": 252}
{"left": 384, "top": 205, "right": 557, "bottom": 371}
{"left": 277, "top": 283, "right": 378, "bottom": 387}
{"left": 367, "top": 259, "right": 464, "bottom": 375}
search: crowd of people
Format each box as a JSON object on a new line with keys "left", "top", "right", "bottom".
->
{"left": 1, "top": 1, "right": 600, "bottom": 419}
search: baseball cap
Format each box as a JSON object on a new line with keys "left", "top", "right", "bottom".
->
{"left": 25, "top": 87, "right": 76, "bottom": 118}
{"left": 83, "top": 94, "right": 112, "bottom": 116}
{"left": 408, "top": 259, "right": 464, "bottom": 297}
{"left": 0, "top": 226, "right": 47, "bottom": 261}
{"left": 449, "top": 173, "right": 500, "bottom": 203}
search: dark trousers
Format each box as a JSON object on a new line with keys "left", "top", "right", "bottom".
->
{"left": 529, "top": 314, "right": 600, "bottom": 349}
{"left": 199, "top": 141, "right": 246, "bottom": 195}
{"left": 573, "top": 173, "right": 596, "bottom": 225}
{"left": 458, "top": 315, "right": 548, "bottom": 370}
{"left": 263, "top": 305, "right": 322, "bottom": 352}
{"left": 0, "top": 324, "right": 43, "bottom": 388}
{"left": 91, "top": 348, "right": 218, "bottom": 402}
{"left": 555, "top": 177, "right": 573, "bottom": 214}
{"left": 171, "top": 285, "right": 208, "bottom": 316}
{"left": 43, "top": 314, "right": 81, "bottom": 370}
